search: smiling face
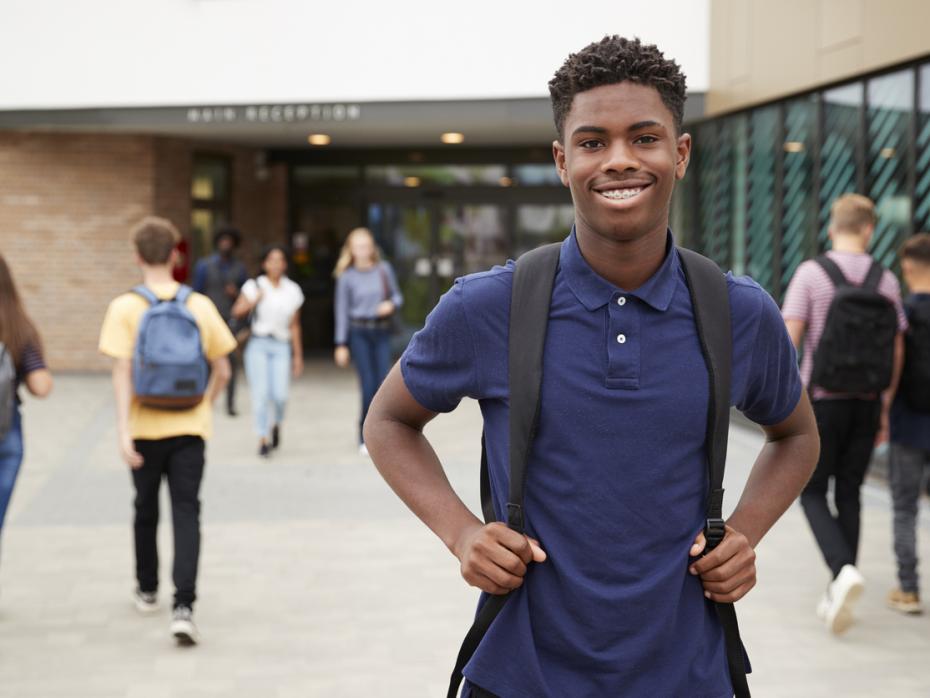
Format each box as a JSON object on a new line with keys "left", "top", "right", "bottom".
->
{"left": 553, "top": 81, "right": 691, "bottom": 245}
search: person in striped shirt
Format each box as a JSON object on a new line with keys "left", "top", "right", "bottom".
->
{"left": 782, "top": 193, "right": 907, "bottom": 635}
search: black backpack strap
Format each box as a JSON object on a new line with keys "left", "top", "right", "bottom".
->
{"left": 448, "top": 242, "right": 561, "bottom": 698}
{"left": 678, "top": 247, "right": 750, "bottom": 698}
{"left": 862, "top": 259, "right": 885, "bottom": 291}
{"left": 814, "top": 255, "right": 849, "bottom": 288}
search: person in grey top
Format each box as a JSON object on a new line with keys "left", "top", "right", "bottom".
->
{"left": 192, "top": 226, "right": 248, "bottom": 416}
{"left": 333, "top": 227, "right": 403, "bottom": 455}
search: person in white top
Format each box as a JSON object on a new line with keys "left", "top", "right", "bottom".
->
{"left": 232, "top": 245, "right": 305, "bottom": 457}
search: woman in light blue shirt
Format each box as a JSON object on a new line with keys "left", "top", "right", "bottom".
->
{"left": 333, "top": 228, "right": 403, "bottom": 455}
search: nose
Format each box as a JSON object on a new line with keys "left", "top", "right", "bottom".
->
{"left": 600, "top": 140, "right": 640, "bottom": 174}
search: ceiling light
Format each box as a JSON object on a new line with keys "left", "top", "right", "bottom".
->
{"left": 498, "top": 176, "right": 513, "bottom": 187}
{"left": 880, "top": 147, "right": 896, "bottom": 159}
{"left": 307, "top": 134, "right": 331, "bottom": 146}
{"left": 783, "top": 141, "right": 804, "bottom": 153}
{"left": 441, "top": 132, "right": 465, "bottom": 144}
{"left": 403, "top": 176, "right": 421, "bottom": 188}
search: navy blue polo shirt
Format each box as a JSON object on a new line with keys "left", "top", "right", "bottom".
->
{"left": 890, "top": 293, "right": 930, "bottom": 452}
{"left": 401, "top": 230, "right": 802, "bottom": 698}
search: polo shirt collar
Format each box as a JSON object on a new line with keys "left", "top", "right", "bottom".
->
{"left": 560, "top": 227, "right": 680, "bottom": 312}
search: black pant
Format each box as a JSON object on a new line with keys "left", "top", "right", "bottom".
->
{"left": 227, "top": 349, "right": 239, "bottom": 413}
{"left": 801, "top": 399, "right": 880, "bottom": 578}
{"left": 132, "top": 436, "right": 205, "bottom": 609}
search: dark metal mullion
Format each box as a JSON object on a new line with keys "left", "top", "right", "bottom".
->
{"left": 812, "top": 93, "right": 823, "bottom": 255}
{"left": 773, "top": 104, "right": 786, "bottom": 301}
{"left": 908, "top": 65, "right": 919, "bottom": 238}
{"left": 859, "top": 81, "right": 869, "bottom": 196}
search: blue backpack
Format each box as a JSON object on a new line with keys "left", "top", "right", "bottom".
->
{"left": 132, "top": 285, "right": 209, "bottom": 409}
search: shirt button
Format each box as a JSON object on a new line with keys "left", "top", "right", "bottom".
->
{"left": 617, "top": 334, "right": 627, "bottom": 344}
{"left": 617, "top": 296, "right": 627, "bottom": 306}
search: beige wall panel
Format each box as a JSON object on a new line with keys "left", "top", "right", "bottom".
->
{"left": 708, "top": 0, "right": 930, "bottom": 114}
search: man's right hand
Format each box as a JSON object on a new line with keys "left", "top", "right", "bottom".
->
{"left": 120, "top": 434, "right": 144, "bottom": 469}
{"left": 454, "top": 521, "right": 547, "bottom": 595}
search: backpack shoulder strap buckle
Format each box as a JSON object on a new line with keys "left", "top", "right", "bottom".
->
{"left": 704, "top": 518, "right": 726, "bottom": 551}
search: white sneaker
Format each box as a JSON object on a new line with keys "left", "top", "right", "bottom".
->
{"left": 358, "top": 443, "right": 369, "bottom": 457}
{"left": 133, "top": 588, "right": 159, "bottom": 614}
{"left": 816, "top": 590, "right": 830, "bottom": 621}
{"left": 170, "top": 606, "right": 200, "bottom": 646}
{"left": 823, "top": 564, "right": 865, "bottom": 635}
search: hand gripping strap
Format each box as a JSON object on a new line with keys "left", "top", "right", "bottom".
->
{"left": 448, "top": 243, "right": 561, "bottom": 698}
{"left": 678, "top": 247, "right": 750, "bottom": 698}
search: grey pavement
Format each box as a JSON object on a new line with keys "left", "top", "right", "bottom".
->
{"left": 1, "top": 363, "right": 930, "bottom": 697}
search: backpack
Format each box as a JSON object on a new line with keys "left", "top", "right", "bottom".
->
{"left": 0, "top": 342, "right": 16, "bottom": 440}
{"left": 132, "top": 285, "right": 210, "bottom": 409}
{"left": 448, "top": 244, "right": 751, "bottom": 698}
{"left": 809, "top": 256, "right": 897, "bottom": 394}
{"left": 902, "top": 297, "right": 930, "bottom": 412}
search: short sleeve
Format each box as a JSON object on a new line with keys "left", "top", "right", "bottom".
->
{"left": 19, "top": 343, "right": 46, "bottom": 376}
{"left": 197, "top": 296, "right": 238, "bottom": 360}
{"left": 241, "top": 279, "right": 259, "bottom": 302}
{"left": 98, "top": 296, "right": 136, "bottom": 359}
{"left": 781, "top": 262, "right": 814, "bottom": 323}
{"left": 400, "top": 280, "right": 479, "bottom": 413}
{"left": 737, "top": 290, "right": 803, "bottom": 425}
{"left": 289, "top": 281, "right": 305, "bottom": 313}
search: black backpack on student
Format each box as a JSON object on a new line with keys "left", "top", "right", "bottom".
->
{"left": 809, "top": 256, "right": 897, "bottom": 394}
{"left": 447, "top": 244, "right": 751, "bottom": 698}
{"left": 902, "top": 297, "right": 930, "bottom": 412}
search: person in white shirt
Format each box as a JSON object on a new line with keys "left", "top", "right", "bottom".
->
{"left": 232, "top": 245, "right": 305, "bottom": 457}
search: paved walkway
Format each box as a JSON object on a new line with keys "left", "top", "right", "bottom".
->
{"left": 1, "top": 363, "right": 929, "bottom": 697}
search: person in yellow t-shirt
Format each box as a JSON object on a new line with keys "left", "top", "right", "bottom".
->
{"left": 99, "top": 216, "right": 235, "bottom": 647}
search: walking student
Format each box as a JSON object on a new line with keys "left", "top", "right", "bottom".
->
{"left": 782, "top": 193, "right": 907, "bottom": 634}
{"left": 0, "top": 254, "right": 53, "bottom": 581}
{"left": 192, "top": 225, "right": 248, "bottom": 416}
{"left": 99, "top": 217, "right": 236, "bottom": 645}
{"left": 232, "top": 244, "right": 304, "bottom": 457}
{"left": 333, "top": 227, "right": 403, "bottom": 456}
{"left": 365, "top": 36, "right": 819, "bottom": 697}
{"left": 886, "top": 233, "right": 930, "bottom": 614}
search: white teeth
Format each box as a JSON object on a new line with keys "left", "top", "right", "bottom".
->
{"left": 600, "top": 187, "right": 644, "bottom": 200}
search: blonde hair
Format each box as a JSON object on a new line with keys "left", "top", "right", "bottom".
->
{"left": 333, "top": 227, "right": 383, "bottom": 278}
{"left": 830, "top": 194, "right": 877, "bottom": 235}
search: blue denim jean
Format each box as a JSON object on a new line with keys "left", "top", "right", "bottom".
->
{"left": 0, "top": 407, "right": 24, "bottom": 530}
{"left": 349, "top": 326, "right": 391, "bottom": 444}
{"left": 244, "top": 335, "right": 292, "bottom": 440}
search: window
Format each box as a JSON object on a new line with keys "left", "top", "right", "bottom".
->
{"left": 781, "top": 96, "right": 817, "bottom": 292}
{"left": 867, "top": 69, "right": 914, "bottom": 268}
{"left": 819, "top": 83, "right": 864, "bottom": 248}
{"left": 190, "top": 154, "right": 232, "bottom": 261}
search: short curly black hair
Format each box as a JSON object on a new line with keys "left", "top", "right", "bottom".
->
{"left": 548, "top": 36, "right": 687, "bottom": 140}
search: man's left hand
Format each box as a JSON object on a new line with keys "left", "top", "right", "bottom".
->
{"left": 688, "top": 524, "right": 756, "bottom": 603}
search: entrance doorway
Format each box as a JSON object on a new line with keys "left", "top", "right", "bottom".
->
{"left": 285, "top": 157, "right": 573, "bottom": 352}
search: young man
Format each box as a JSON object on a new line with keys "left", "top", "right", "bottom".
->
{"left": 99, "top": 217, "right": 236, "bottom": 645}
{"left": 365, "top": 37, "right": 819, "bottom": 697}
{"left": 192, "top": 226, "right": 248, "bottom": 416}
{"left": 886, "top": 233, "right": 930, "bottom": 614}
{"left": 782, "top": 194, "right": 907, "bottom": 633}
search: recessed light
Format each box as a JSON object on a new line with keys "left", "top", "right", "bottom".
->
{"left": 403, "top": 176, "right": 421, "bottom": 188}
{"left": 783, "top": 141, "right": 804, "bottom": 153}
{"left": 441, "top": 132, "right": 465, "bottom": 144}
{"left": 880, "top": 147, "right": 896, "bottom": 159}
{"left": 308, "top": 134, "right": 331, "bottom": 146}
{"left": 498, "top": 176, "right": 513, "bottom": 187}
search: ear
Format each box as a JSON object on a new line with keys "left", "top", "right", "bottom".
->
{"left": 675, "top": 133, "right": 692, "bottom": 180}
{"left": 552, "top": 139, "right": 570, "bottom": 188}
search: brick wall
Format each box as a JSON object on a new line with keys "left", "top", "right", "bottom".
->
{"left": 0, "top": 132, "right": 288, "bottom": 371}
